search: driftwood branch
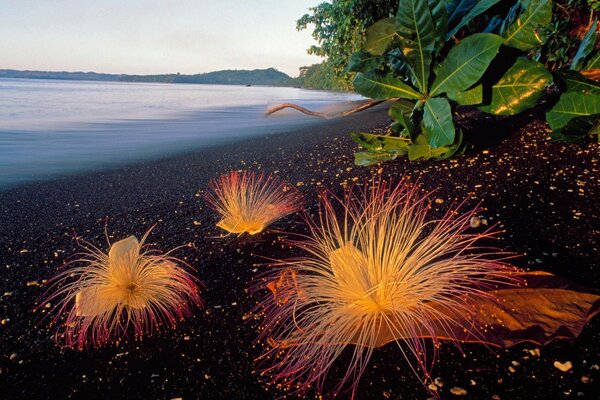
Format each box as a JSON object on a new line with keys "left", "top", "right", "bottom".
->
{"left": 265, "top": 99, "right": 388, "bottom": 119}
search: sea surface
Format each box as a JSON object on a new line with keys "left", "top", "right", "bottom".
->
{"left": 0, "top": 78, "right": 362, "bottom": 189}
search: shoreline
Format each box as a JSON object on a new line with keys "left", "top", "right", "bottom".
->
{"left": 0, "top": 106, "right": 599, "bottom": 399}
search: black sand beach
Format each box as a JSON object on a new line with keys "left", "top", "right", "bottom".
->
{"left": 0, "top": 106, "right": 598, "bottom": 399}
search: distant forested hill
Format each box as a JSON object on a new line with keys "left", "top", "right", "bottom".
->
{"left": 0, "top": 69, "right": 123, "bottom": 81}
{"left": 121, "top": 68, "right": 297, "bottom": 86}
{"left": 0, "top": 68, "right": 299, "bottom": 86}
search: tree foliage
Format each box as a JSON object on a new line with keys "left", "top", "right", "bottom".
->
{"left": 297, "top": 0, "right": 397, "bottom": 89}
{"left": 345, "top": 0, "right": 600, "bottom": 165}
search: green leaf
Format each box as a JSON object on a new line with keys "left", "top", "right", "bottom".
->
{"left": 389, "top": 99, "right": 417, "bottom": 139}
{"left": 592, "top": 119, "right": 600, "bottom": 142}
{"left": 446, "top": 0, "right": 501, "bottom": 39}
{"left": 347, "top": 51, "right": 385, "bottom": 73}
{"left": 422, "top": 97, "right": 455, "bottom": 147}
{"left": 585, "top": 50, "right": 600, "bottom": 70}
{"left": 571, "top": 20, "right": 598, "bottom": 71}
{"left": 559, "top": 72, "right": 600, "bottom": 96}
{"left": 546, "top": 92, "right": 600, "bottom": 131}
{"left": 448, "top": 84, "right": 483, "bottom": 105}
{"left": 408, "top": 129, "right": 464, "bottom": 160}
{"left": 354, "top": 152, "right": 398, "bottom": 166}
{"left": 386, "top": 48, "right": 413, "bottom": 76}
{"left": 503, "top": 0, "right": 552, "bottom": 51}
{"left": 431, "top": 33, "right": 504, "bottom": 96}
{"left": 481, "top": 58, "right": 552, "bottom": 115}
{"left": 447, "top": 0, "right": 476, "bottom": 25}
{"left": 351, "top": 132, "right": 411, "bottom": 153}
{"left": 428, "top": 0, "right": 449, "bottom": 50}
{"left": 395, "top": 0, "right": 436, "bottom": 92}
{"left": 550, "top": 116, "right": 600, "bottom": 142}
{"left": 365, "top": 17, "right": 397, "bottom": 56}
{"left": 353, "top": 72, "right": 422, "bottom": 100}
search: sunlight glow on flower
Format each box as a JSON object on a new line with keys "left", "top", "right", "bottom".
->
{"left": 206, "top": 170, "right": 302, "bottom": 235}
{"left": 45, "top": 230, "right": 202, "bottom": 349}
{"left": 255, "top": 180, "right": 520, "bottom": 398}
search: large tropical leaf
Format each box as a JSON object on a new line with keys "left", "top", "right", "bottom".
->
{"left": 364, "top": 17, "right": 397, "bottom": 56}
{"left": 446, "top": 0, "right": 477, "bottom": 25}
{"left": 422, "top": 97, "right": 455, "bottom": 147}
{"left": 346, "top": 51, "right": 385, "bottom": 73}
{"left": 428, "top": 0, "right": 449, "bottom": 50}
{"left": 498, "top": 1, "right": 522, "bottom": 36}
{"left": 395, "top": 0, "right": 436, "bottom": 92}
{"left": 352, "top": 132, "right": 411, "bottom": 166}
{"left": 408, "top": 129, "right": 464, "bottom": 161}
{"left": 351, "top": 132, "right": 411, "bottom": 153}
{"left": 446, "top": 0, "right": 501, "bottom": 39}
{"left": 386, "top": 48, "right": 414, "bottom": 78}
{"left": 448, "top": 84, "right": 483, "bottom": 105}
{"left": 503, "top": 0, "right": 552, "bottom": 51}
{"left": 354, "top": 152, "right": 399, "bottom": 166}
{"left": 353, "top": 72, "right": 422, "bottom": 100}
{"left": 431, "top": 33, "right": 504, "bottom": 96}
{"left": 388, "top": 99, "right": 417, "bottom": 139}
{"left": 546, "top": 91, "right": 600, "bottom": 131}
{"left": 571, "top": 20, "right": 598, "bottom": 71}
{"left": 551, "top": 115, "right": 600, "bottom": 142}
{"left": 585, "top": 50, "right": 600, "bottom": 70}
{"left": 559, "top": 72, "right": 600, "bottom": 96}
{"left": 481, "top": 58, "right": 552, "bottom": 115}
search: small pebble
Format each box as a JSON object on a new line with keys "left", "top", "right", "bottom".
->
{"left": 554, "top": 361, "right": 573, "bottom": 372}
{"left": 450, "top": 386, "right": 468, "bottom": 396}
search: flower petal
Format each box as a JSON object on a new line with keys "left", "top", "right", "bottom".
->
{"left": 108, "top": 236, "right": 140, "bottom": 270}
{"left": 75, "top": 285, "right": 116, "bottom": 317}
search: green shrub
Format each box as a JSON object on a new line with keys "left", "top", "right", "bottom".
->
{"left": 348, "top": 0, "right": 599, "bottom": 165}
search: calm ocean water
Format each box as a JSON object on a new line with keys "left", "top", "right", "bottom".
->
{"left": 0, "top": 78, "right": 362, "bottom": 189}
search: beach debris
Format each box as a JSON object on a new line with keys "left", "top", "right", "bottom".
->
{"left": 526, "top": 348, "right": 541, "bottom": 357}
{"left": 253, "top": 179, "right": 600, "bottom": 398}
{"left": 470, "top": 216, "right": 481, "bottom": 228}
{"left": 205, "top": 170, "right": 302, "bottom": 235}
{"left": 43, "top": 229, "right": 202, "bottom": 349}
{"left": 581, "top": 375, "right": 591, "bottom": 384}
{"left": 450, "top": 387, "right": 468, "bottom": 396}
{"left": 554, "top": 361, "right": 573, "bottom": 372}
{"left": 26, "top": 280, "right": 40, "bottom": 287}
{"left": 265, "top": 99, "right": 384, "bottom": 119}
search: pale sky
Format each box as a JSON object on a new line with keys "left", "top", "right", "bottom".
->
{"left": 0, "top": 0, "right": 323, "bottom": 77}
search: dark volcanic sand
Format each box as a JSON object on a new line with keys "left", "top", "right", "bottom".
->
{"left": 0, "top": 106, "right": 598, "bottom": 399}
